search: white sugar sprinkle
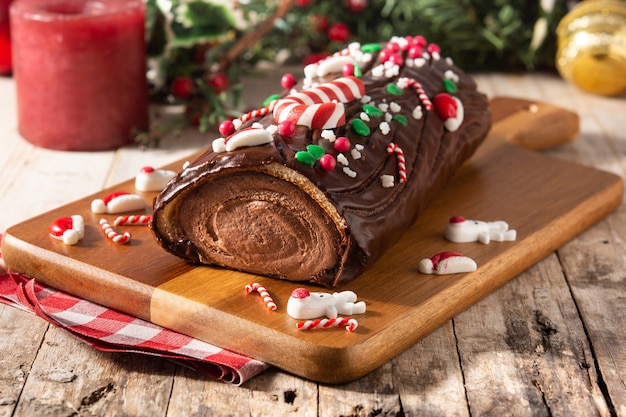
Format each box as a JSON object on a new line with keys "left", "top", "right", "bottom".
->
{"left": 379, "top": 122, "right": 391, "bottom": 135}
{"left": 385, "top": 112, "right": 393, "bottom": 122}
{"left": 381, "top": 175, "right": 395, "bottom": 188}
{"left": 337, "top": 153, "right": 349, "bottom": 166}
{"left": 355, "top": 144, "right": 364, "bottom": 151}
{"left": 361, "top": 95, "right": 372, "bottom": 104}
{"left": 360, "top": 112, "right": 370, "bottom": 122}
{"left": 351, "top": 148, "right": 362, "bottom": 160}
{"left": 390, "top": 102, "right": 401, "bottom": 113}
{"left": 321, "top": 129, "right": 336, "bottom": 142}
{"left": 412, "top": 106, "right": 423, "bottom": 120}
{"left": 378, "top": 103, "right": 389, "bottom": 112}
{"left": 343, "top": 167, "right": 357, "bottom": 178}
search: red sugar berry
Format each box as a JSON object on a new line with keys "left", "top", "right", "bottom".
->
{"left": 385, "top": 41, "right": 400, "bottom": 53}
{"left": 278, "top": 120, "right": 296, "bottom": 136}
{"left": 411, "top": 35, "right": 427, "bottom": 47}
{"left": 333, "top": 136, "right": 351, "bottom": 152}
{"left": 219, "top": 120, "right": 235, "bottom": 136}
{"left": 378, "top": 49, "right": 393, "bottom": 63}
{"left": 449, "top": 215, "right": 466, "bottom": 224}
{"left": 408, "top": 45, "right": 423, "bottom": 59}
{"left": 389, "top": 53, "right": 404, "bottom": 66}
{"left": 319, "top": 154, "right": 336, "bottom": 172}
{"left": 140, "top": 166, "right": 155, "bottom": 173}
{"left": 281, "top": 73, "right": 296, "bottom": 89}
{"left": 427, "top": 43, "right": 441, "bottom": 55}
{"left": 434, "top": 93, "right": 458, "bottom": 120}
{"left": 342, "top": 63, "right": 355, "bottom": 76}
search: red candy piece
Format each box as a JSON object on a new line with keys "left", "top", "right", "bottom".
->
{"left": 319, "top": 154, "right": 336, "bottom": 172}
{"left": 411, "top": 35, "right": 427, "bottom": 47}
{"left": 140, "top": 166, "right": 155, "bottom": 174}
{"left": 342, "top": 63, "right": 355, "bottom": 76}
{"left": 427, "top": 43, "right": 441, "bottom": 55}
{"left": 102, "top": 191, "right": 130, "bottom": 205}
{"left": 408, "top": 46, "right": 423, "bottom": 59}
{"left": 278, "top": 120, "right": 296, "bottom": 136}
{"left": 49, "top": 217, "right": 73, "bottom": 237}
{"left": 219, "top": 120, "right": 235, "bottom": 136}
{"left": 333, "top": 136, "right": 351, "bottom": 152}
{"left": 291, "top": 288, "right": 310, "bottom": 299}
{"left": 434, "top": 93, "right": 458, "bottom": 120}
{"left": 281, "top": 73, "right": 297, "bottom": 89}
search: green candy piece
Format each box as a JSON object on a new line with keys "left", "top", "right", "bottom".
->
{"left": 354, "top": 64, "right": 362, "bottom": 78}
{"left": 263, "top": 94, "right": 281, "bottom": 107}
{"left": 362, "top": 104, "right": 383, "bottom": 117}
{"left": 306, "top": 144, "right": 325, "bottom": 160}
{"left": 295, "top": 150, "right": 316, "bottom": 166}
{"left": 442, "top": 78, "right": 458, "bottom": 93}
{"left": 392, "top": 114, "right": 408, "bottom": 126}
{"left": 386, "top": 83, "right": 403, "bottom": 96}
{"left": 361, "top": 43, "right": 382, "bottom": 53}
{"left": 351, "top": 118, "right": 371, "bottom": 137}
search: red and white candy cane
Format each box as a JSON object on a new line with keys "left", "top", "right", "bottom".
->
{"left": 99, "top": 218, "right": 131, "bottom": 244}
{"left": 113, "top": 215, "right": 151, "bottom": 226}
{"left": 386, "top": 143, "right": 407, "bottom": 183}
{"left": 273, "top": 76, "right": 364, "bottom": 130}
{"left": 245, "top": 283, "right": 277, "bottom": 311}
{"left": 398, "top": 77, "right": 433, "bottom": 111}
{"left": 237, "top": 101, "right": 278, "bottom": 125}
{"left": 296, "top": 317, "right": 359, "bottom": 332}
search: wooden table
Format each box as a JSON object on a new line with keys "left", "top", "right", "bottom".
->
{"left": 1, "top": 70, "right": 624, "bottom": 416}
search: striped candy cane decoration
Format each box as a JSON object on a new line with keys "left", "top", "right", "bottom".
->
{"left": 237, "top": 101, "right": 278, "bottom": 125}
{"left": 113, "top": 215, "right": 151, "bottom": 226}
{"left": 386, "top": 143, "right": 407, "bottom": 183}
{"left": 99, "top": 218, "right": 131, "bottom": 244}
{"left": 296, "top": 317, "right": 359, "bottom": 332}
{"left": 273, "top": 76, "right": 365, "bottom": 130}
{"left": 245, "top": 283, "right": 277, "bottom": 311}
{"left": 397, "top": 77, "right": 433, "bottom": 111}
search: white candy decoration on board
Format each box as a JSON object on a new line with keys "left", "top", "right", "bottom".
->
{"left": 287, "top": 288, "right": 366, "bottom": 320}
{"left": 445, "top": 216, "right": 517, "bottom": 244}
{"left": 134, "top": 166, "right": 176, "bottom": 192}
{"left": 48, "top": 215, "right": 84, "bottom": 245}
{"left": 91, "top": 192, "right": 146, "bottom": 214}
{"left": 419, "top": 252, "right": 477, "bottom": 275}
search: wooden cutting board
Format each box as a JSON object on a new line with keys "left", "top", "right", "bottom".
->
{"left": 2, "top": 97, "right": 623, "bottom": 384}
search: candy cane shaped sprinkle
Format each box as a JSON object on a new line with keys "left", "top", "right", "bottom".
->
{"left": 99, "top": 218, "right": 131, "bottom": 244}
{"left": 296, "top": 317, "right": 359, "bottom": 332}
{"left": 113, "top": 215, "right": 151, "bottom": 226}
{"left": 386, "top": 143, "right": 407, "bottom": 183}
{"left": 398, "top": 77, "right": 433, "bottom": 111}
{"left": 245, "top": 283, "right": 277, "bottom": 311}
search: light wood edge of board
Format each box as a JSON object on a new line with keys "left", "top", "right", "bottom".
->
{"left": 488, "top": 96, "right": 580, "bottom": 150}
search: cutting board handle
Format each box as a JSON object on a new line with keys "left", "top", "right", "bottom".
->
{"left": 488, "top": 96, "right": 580, "bottom": 150}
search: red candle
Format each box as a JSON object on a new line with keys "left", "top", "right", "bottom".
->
{"left": 10, "top": 0, "right": 148, "bottom": 151}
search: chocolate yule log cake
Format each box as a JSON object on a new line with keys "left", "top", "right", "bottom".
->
{"left": 151, "top": 36, "right": 491, "bottom": 287}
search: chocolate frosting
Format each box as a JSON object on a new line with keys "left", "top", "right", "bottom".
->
{"left": 151, "top": 39, "right": 491, "bottom": 287}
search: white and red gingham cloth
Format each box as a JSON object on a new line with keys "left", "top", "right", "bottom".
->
{"left": 0, "top": 237, "right": 269, "bottom": 385}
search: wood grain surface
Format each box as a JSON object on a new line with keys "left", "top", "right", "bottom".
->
{"left": 2, "top": 96, "right": 621, "bottom": 384}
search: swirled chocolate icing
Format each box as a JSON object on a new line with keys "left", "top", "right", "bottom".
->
{"left": 151, "top": 37, "right": 491, "bottom": 287}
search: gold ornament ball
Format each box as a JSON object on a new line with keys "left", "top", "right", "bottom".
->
{"left": 556, "top": 0, "right": 626, "bottom": 96}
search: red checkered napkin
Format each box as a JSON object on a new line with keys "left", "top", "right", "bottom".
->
{"left": 0, "top": 271, "right": 269, "bottom": 385}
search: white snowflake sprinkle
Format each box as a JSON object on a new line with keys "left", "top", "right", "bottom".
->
{"left": 337, "top": 153, "right": 349, "bottom": 166}
{"left": 446, "top": 57, "right": 454, "bottom": 66}
{"left": 321, "top": 129, "right": 336, "bottom": 142}
{"left": 378, "top": 103, "right": 389, "bottom": 112}
{"left": 351, "top": 148, "right": 362, "bottom": 160}
{"left": 414, "top": 58, "right": 426, "bottom": 68}
{"left": 360, "top": 112, "right": 370, "bottom": 122}
{"left": 379, "top": 122, "right": 391, "bottom": 135}
{"left": 432, "top": 52, "right": 441, "bottom": 61}
{"left": 371, "top": 65, "right": 385, "bottom": 78}
{"left": 361, "top": 95, "right": 372, "bottom": 104}
{"left": 380, "top": 175, "right": 395, "bottom": 188}
{"left": 405, "top": 58, "right": 414, "bottom": 68}
{"left": 412, "top": 106, "right": 424, "bottom": 120}
{"left": 343, "top": 167, "right": 357, "bottom": 178}
{"left": 390, "top": 102, "right": 401, "bottom": 113}
{"left": 355, "top": 144, "right": 364, "bottom": 151}
{"left": 385, "top": 113, "right": 393, "bottom": 122}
